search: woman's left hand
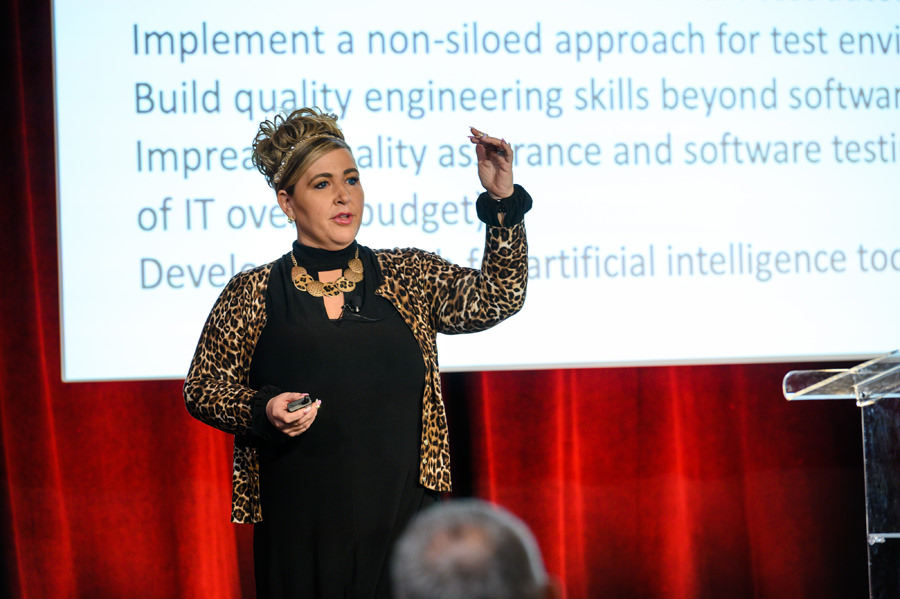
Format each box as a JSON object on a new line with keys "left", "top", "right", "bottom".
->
{"left": 470, "top": 127, "right": 514, "bottom": 200}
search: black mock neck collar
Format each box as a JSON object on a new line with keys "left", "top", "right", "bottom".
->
{"left": 291, "top": 240, "right": 358, "bottom": 272}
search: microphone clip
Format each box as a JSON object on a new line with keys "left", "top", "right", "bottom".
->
{"left": 343, "top": 297, "right": 362, "bottom": 314}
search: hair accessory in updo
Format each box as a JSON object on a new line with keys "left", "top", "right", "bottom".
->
{"left": 251, "top": 108, "right": 348, "bottom": 190}
{"left": 273, "top": 132, "right": 336, "bottom": 185}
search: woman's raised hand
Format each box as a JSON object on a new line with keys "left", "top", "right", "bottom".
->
{"left": 469, "top": 127, "right": 514, "bottom": 199}
{"left": 266, "top": 392, "right": 321, "bottom": 437}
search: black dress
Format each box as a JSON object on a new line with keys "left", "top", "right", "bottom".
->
{"left": 248, "top": 240, "right": 437, "bottom": 599}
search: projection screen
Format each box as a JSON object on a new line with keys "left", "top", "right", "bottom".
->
{"left": 53, "top": 0, "right": 900, "bottom": 381}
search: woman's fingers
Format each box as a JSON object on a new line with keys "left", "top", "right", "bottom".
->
{"left": 283, "top": 400, "right": 321, "bottom": 436}
{"left": 265, "top": 392, "right": 322, "bottom": 436}
{"left": 470, "top": 126, "right": 515, "bottom": 199}
{"left": 469, "top": 127, "right": 512, "bottom": 160}
{"left": 469, "top": 127, "right": 503, "bottom": 147}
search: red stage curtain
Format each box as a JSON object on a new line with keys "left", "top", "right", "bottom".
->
{"left": 444, "top": 367, "right": 867, "bottom": 597}
{"left": 1, "top": 2, "right": 868, "bottom": 597}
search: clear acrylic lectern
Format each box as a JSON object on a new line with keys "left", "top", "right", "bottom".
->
{"left": 783, "top": 350, "right": 900, "bottom": 598}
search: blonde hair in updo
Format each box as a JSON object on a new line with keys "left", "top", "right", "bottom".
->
{"left": 251, "top": 107, "right": 351, "bottom": 192}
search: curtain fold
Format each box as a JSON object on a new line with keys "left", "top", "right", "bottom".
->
{"left": 1, "top": 1, "right": 869, "bottom": 597}
{"left": 3, "top": 1, "right": 75, "bottom": 596}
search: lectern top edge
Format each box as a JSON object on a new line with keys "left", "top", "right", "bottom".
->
{"left": 782, "top": 349, "right": 900, "bottom": 403}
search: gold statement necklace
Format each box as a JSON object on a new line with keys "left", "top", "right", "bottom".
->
{"left": 290, "top": 248, "right": 364, "bottom": 297}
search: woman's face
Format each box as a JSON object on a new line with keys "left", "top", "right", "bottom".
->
{"left": 278, "top": 148, "right": 364, "bottom": 251}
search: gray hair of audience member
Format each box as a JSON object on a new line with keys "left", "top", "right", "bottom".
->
{"left": 392, "top": 499, "right": 550, "bottom": 599}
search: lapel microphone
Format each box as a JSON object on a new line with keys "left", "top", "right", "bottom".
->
{"left": 343, "top": 296, "right": 363, "bottom": 314}
{"left": 340, "top": 295, "right": 387, "bottom": 323}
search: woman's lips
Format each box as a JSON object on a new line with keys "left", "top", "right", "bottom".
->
{"left": 332, "top": 213, "right": 353, "bottom": 225}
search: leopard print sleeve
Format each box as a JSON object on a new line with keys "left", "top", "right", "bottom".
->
{"left": 183, "top": 264, "right": 272, "bottom": 435}
{"left": 428, "top": 221, "right": 528, "bottom": 334}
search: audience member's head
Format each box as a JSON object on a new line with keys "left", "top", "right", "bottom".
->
{"left": 392, "top": 499, "right": 559, "bottom": 599}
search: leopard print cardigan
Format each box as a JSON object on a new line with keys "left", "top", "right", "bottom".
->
{"left": 184, "top": 221, "right": 527, "bottom": 523}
